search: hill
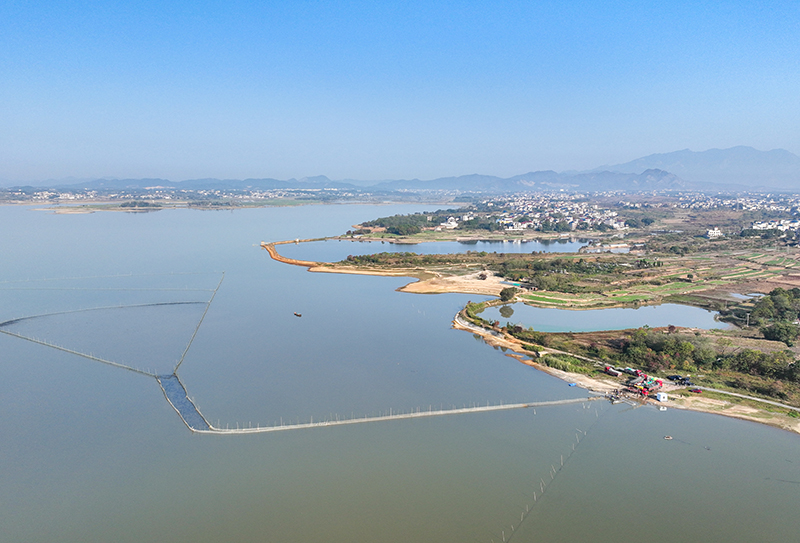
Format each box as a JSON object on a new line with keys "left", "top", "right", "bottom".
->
{"left": 373, "top": 169, "right": 691, "bottom": 192}
{"left": 596, "top": 146, "right": 800, "bottom": 189}
{"left": 4, "top": 146, "right": 797, "bottom": 192}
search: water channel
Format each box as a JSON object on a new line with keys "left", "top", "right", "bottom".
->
{"left": 0, "top": 204, "right": 797, "bottom": 542}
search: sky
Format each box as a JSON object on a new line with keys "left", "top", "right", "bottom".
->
{"left": 1, "top": 0, "right": 798, "bottom": 183}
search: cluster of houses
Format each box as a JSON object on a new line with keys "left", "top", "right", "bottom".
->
{"left": 28, "top": 190, "right": 98, "bottom": 201}
{"left": 703, "top": 218, "right": 800, "bottom": 238}
{"left": 491, "top": 196, "right": 627, "bottom": 232}
{"left": 675, "top": 193, "right": 800, "bottom": 212}
{"left": 750, "top": 219, "right": 800, "bottom": 232}
{"left": 4, "top": 186, "right": 383, "bottom": 205}
{"left": 704, "top": 219, "right": 800, "bottom": 239}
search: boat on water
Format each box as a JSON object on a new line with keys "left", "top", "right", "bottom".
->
{"left": 294, "top": 312, "right": 302, "bottom": 317}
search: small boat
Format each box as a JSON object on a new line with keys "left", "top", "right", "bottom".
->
{"left": 293, "top": 312, "right": 302, "bottom": 317}
{"left": 664, "top": 435, "right": 673, "bottom": 440}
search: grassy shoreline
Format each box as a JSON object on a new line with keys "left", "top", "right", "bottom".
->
{"left": 453, "top": 305, "right": 800, "bottom": 434}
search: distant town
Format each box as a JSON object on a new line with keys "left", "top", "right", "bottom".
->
{"left": 5, "top": 185, "right": 800, "bottom": 240}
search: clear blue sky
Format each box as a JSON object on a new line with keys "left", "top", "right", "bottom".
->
{"left": 1, "top": 1, "right": 798, "bottom": 182}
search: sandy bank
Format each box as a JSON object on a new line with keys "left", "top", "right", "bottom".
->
{"left": 262, "top": 241, "right": 506, "bottom": 295}
{"left": 452, "top": 313, "right": 800, "bottom": 434}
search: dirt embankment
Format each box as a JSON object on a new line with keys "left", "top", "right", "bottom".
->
{"left": 261, "top": 241, "right": 321, "bottom": 268}
{"left": 262, "top": 240, "right": 506, "bottom": 295}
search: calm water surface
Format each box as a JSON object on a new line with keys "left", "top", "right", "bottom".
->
{"left": 0, "top": 204, "right": 797, "bottom": 543}
{"left": 279, "top": 237, "right": 588, "bottom": 262}
{"left": 480, "top": 303, "right": 726, "bottom": 332}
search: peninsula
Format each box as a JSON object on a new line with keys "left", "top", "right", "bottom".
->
{"left": 261, "top": 196, "right": 800, "bottom": 434}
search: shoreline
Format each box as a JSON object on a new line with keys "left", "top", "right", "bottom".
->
{"left": 261, "top": 240, "right": 761, "bottom": 312}
{"left": 452, "top": 312, "right": 800, "bottom": 435}
{"left": 261, "top": 240, "right": 655, "bottom": 302}
{"left": 341, "top": 232, "right": 604, "bottom": 245}
{"left": 262, "top": 239, "right": 800, "bottom": 434}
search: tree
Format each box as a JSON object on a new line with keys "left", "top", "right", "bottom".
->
{"left": 554, "top": 220, "right": 572, "bottom": 232}
{"left": 761, "top": 322, "right": 800, "bottom": 346}
{"left": 751, "top": 297, "right": 776, "bottom": 321}
{"left": 693, "top": 347, "right": 716, "bottom": 368}
{"left": 386, "top": 224, "right": 421, "bottom": 236}
{"left": 499, "top": 287, "right": 518, "bottom": 302}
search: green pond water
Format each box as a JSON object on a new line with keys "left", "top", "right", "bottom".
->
{"left": 0, "top": 204, "right": 798, "bottom": 543}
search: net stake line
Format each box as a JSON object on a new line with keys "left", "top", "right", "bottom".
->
{"left": 173, "top": 272, "right": 224, "bottom": 373}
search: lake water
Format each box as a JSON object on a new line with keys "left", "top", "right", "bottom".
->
{"left": 279, "top": 238, "right": 588, "bottom": 263}
{"left": 480, "top": 303, "right": 726, "bottom": 332}
{"left": 1, "top": 204, "right": 798, "bottom": 543}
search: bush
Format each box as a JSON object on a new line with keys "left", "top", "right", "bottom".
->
{"left": 120, "top": 200, "right": 160, "bottom": 208}
{"left": 500, "top": 287, "right": 519, "bottom": 302}
{"left": 541, "top": 356, "right": 571, "bottom": 372}
{"left": 526, "top": 331, "right": 550, "bottom": 346}
{"left": 541, "top": 353, "right": 590, "bottom": 373}
{"left": 761, "top": 322, "right": 800, "bottom": 346}
{"left": 386, "top": 224, "right": 421, "bottom": 236}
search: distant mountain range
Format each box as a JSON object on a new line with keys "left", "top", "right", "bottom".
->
{"left": 4, "top": 146, "right": 799, "bottom": 192}
{"left": 370, "top": 168, "right": 690, "bottom": 192}
{"left": 594, "top": 146, "right": 800, "bottom": 189}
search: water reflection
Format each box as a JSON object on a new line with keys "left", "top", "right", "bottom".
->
{"left": 498, "top": 305, "right": 515, "bottom": 319}
{"left": 480, "top": 302, "right": 726, "bottom": 332}
{"left": 279, "top": 238, "right": 589, "bottom": 262}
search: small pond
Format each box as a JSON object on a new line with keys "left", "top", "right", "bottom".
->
{"left": 479, "top": 302, "right": 727, "bottom": 332}
{"left": 278, "top": 238, "right": 588, "bottom": 262}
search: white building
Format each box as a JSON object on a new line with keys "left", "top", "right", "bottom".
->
{"left": 440, "top": 217, "right": 459, "bottom": 229}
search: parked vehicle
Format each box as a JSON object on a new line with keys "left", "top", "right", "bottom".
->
{"left": 644, "top": 378, "right": 663, "bottom": 391}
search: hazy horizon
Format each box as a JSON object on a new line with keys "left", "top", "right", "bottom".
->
{"left": 2, "top": 145, "right": 797, "bottom": 189}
